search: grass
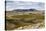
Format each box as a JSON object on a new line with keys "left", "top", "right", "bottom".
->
{"left": 7, "top": 14, "right": 44, "bottom": 20}
{"left": 6, "top": 13, "right": 45, "bottom": 30}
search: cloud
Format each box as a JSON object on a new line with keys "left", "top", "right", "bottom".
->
{"left": 6, "top": 1, "right": 45, "bottom": 11}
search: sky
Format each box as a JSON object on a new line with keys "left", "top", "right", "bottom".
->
{"left": 6, "top": 1, "right": 45, "bottom": 11}
{"left": 6, "top": 0, "right": 45, "bottom": 2}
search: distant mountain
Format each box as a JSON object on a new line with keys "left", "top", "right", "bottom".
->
{"left": 13, "top": 9, "right": 37, "bottom": 12}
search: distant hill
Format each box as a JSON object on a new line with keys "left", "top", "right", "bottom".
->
{"left": 13, "top": 9, "right": 37, "bottom": 12}
{"left": 6, "top": 9, "right": 44, "bottom": 15}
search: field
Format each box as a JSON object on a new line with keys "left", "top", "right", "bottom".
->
{"left": 6, "top": 10, "right": 45, "bottom": 30}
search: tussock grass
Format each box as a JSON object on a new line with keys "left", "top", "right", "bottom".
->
{"left": 6, "top": 13, "right": 45, "bottom": 30}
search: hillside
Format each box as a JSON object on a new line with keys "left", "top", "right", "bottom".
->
{"left": 6, "top": 9, "right": 45, "bottom": 30}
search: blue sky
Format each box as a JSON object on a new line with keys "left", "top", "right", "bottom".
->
{"left": 6, "top": 1, "right": 45, "bottom": 11}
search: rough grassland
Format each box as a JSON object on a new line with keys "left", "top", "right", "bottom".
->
{"left": 6, "top": 12, "right": 45, "bottom": 30}
{"left": 6, "top": 11, "right": 45, "bottom": 30}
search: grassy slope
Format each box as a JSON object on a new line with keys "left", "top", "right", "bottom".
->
{"left": 6, "top": 13, "right": 45, "bottom": 30}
